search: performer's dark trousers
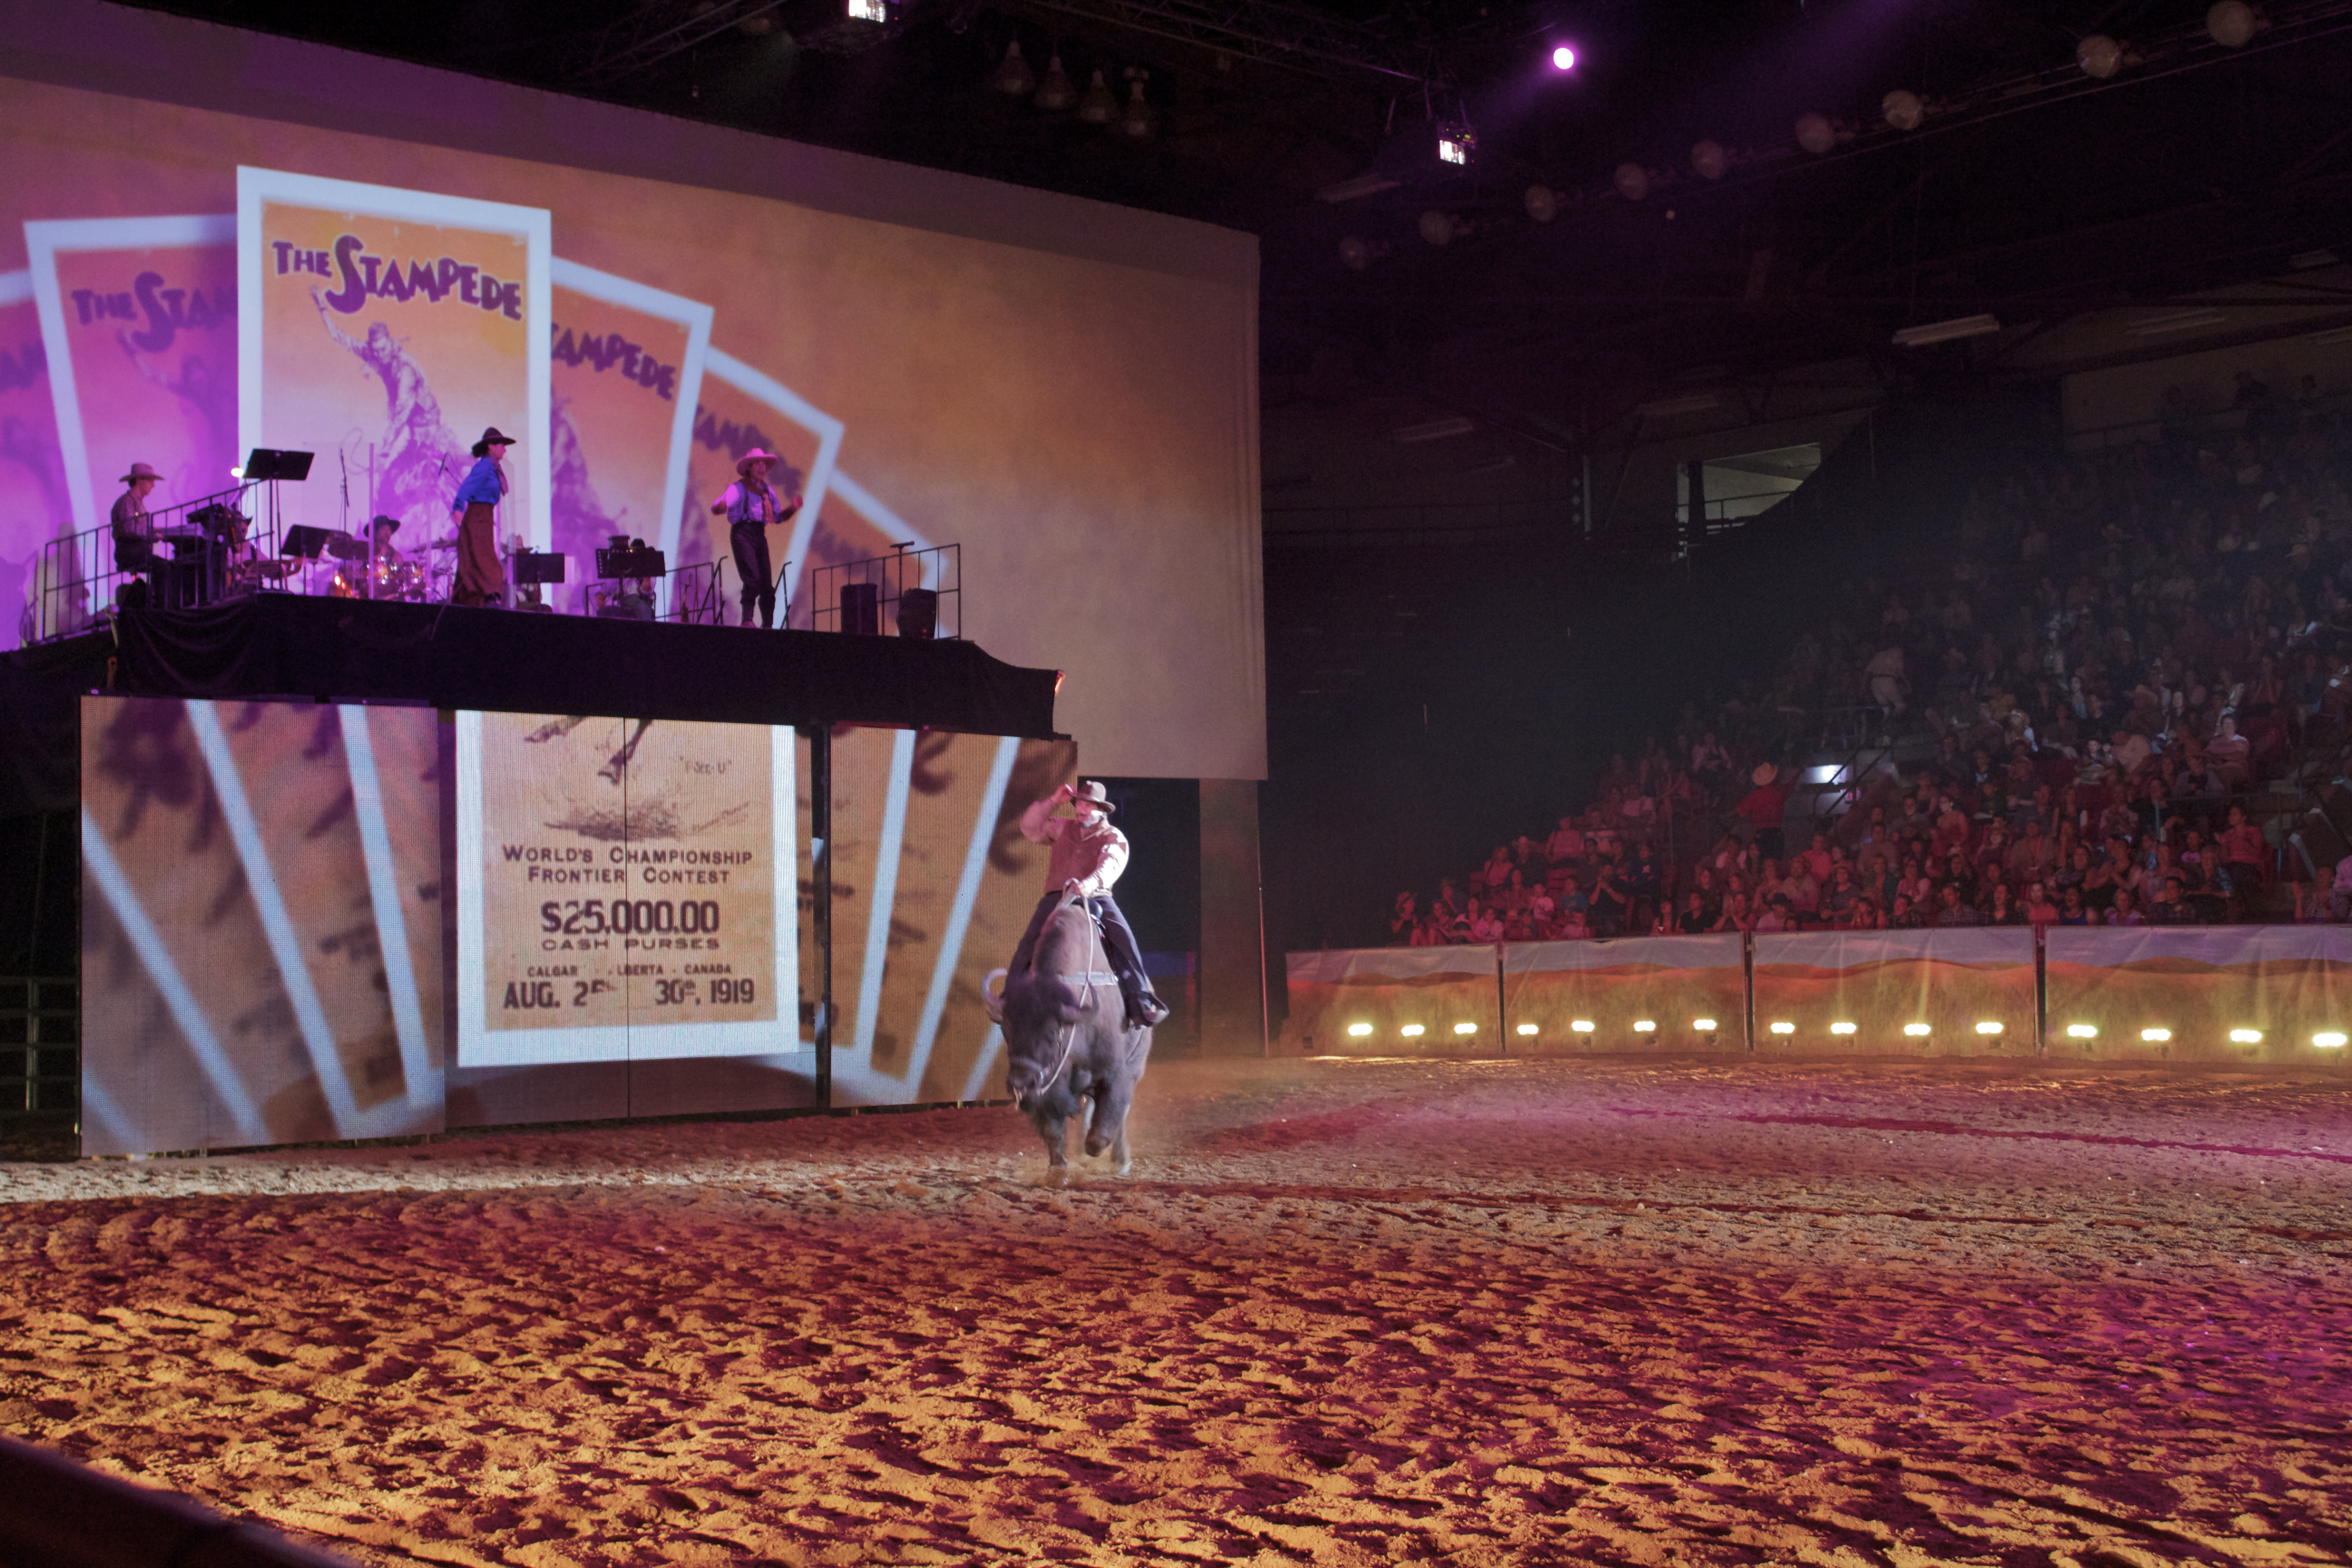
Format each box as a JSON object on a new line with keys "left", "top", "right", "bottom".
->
{"left": 1010, "top": 891, "right": 1159, "bottom": 1024}
{"left": 731, "top": 521, "right": 774, "bottom": 627}
{"left": 455, "top": 501, "right": 505, "bottom": 607}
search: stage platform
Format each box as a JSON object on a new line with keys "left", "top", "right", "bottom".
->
{"left": 12, "top": 593, "right": 1056, "bottom": 729}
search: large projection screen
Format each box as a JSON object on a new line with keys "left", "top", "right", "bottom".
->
{"left": 0, "top": 0, "right": 1263, "bottom": 780}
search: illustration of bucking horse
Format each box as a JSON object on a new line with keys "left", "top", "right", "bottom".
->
{"left": 986, "top": 884, "right": 1152, "bottom": 1183}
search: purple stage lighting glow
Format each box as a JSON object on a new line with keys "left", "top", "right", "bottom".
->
{"left": 1551, "top": 44, "right": 1576, "bottom": 71}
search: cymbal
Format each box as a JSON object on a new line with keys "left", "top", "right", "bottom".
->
{"left": 324, "top": 534, "right": 368, "bottom": 561}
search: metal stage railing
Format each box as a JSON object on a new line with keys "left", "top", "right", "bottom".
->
{"left": 20, "top": 510, "right": 957, "bottom": 645}
{"left": 20, "top": 480, "right": 294, "bottom": 645}
{"left": 808, "top": 542, "right": 961, "bottom": 638}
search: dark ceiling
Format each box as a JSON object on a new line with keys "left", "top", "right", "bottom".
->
{"left": 120, "top": 0, "right": 2352, "bottom": 412}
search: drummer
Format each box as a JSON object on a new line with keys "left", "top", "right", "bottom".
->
{"left": 361, "top": 515, "right": 411, "bottom": 600}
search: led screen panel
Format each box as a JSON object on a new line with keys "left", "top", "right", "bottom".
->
{"left": 79, "top": 695, "right": 446, "bottom": 1156}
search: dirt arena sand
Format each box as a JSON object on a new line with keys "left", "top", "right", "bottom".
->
{"left": 4, "top": 1054, "right": 2351, "bottom": 1567}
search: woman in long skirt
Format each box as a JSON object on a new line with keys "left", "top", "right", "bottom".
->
{"left": 450, "top": 426, "right": 513, "bottom": 607}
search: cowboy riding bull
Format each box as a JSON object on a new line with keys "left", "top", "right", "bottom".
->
{"left": 985, "top": 781, "right": 1168, "bottom": 1180}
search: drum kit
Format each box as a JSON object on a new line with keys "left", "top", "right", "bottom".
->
{"left": 318, "top": 520, "right": 456, "bottom": 603}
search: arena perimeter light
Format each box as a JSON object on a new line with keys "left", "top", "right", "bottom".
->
{"left": 1346, "top": 1022, "right": 1373, "bottom": 1037}
{"left": 1550, "top": 44, "right": 1576, "bottom": 70}
{"left": 1516, "top": 1023, "right": 1538, "bottom": 1036}
{"left": 1401, "top": 1024, "right": 1426, "bottom": 1038}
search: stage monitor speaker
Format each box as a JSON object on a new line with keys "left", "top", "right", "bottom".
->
{"left": 896, "top": 587, "right": 938, "bottom": 640}
{"left": 840, "top": 582, "right": 881, "bottom": 635}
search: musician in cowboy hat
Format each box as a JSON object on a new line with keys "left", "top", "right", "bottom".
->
{"left": 710, "top": 446, "right": 801, "bottom": 628}
{"left": 110, "top": 461, "right": 166, "bottom": 606}
{"left": 1008, "top": 780, "right": 1171, "bottom": 1030}
{"left": 449, "top": 426, "right": 514, "bottom": 607}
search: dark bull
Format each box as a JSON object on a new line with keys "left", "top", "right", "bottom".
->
{"left": 985, "top": 889, "right": 1151, "bottom": 1181}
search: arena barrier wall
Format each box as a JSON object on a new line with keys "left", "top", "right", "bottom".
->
{"left": 2044, "top": 925, "right": 2352, "bottom": 1064}
{"left": 1289, "top": 930, "right": 2352, "bottom": 1065}
{"left": 1752, "top": 928, "right": 2038, "bottom": 1058}
{"left": 1503, "top": 934, "right": 1749, "bottom": 1053}
{"left": 1284, "top": 946, "right": 1502, "bottom": 1055}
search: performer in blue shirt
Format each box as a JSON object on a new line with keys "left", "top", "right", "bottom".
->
{"left": 449, "top": 426, "right": 513, "bottom": 607}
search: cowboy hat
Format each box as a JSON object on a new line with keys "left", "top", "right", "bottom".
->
{"left": 120, "top": 462, "right": 164, "bottom": 484}
{"left": 1069, "top": 779, "right": 1117, "bottom": 812}
{"left": 368, "top": 514, "right": 401, "bottom": 534}
{"left": 736, "top": 447, "right": 783, "bottom": 477}
{"left": 470, "top": 426, "right": 516, "bottom": 457}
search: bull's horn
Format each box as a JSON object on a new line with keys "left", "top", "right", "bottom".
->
{"left": 982, "top": 967, "right": 1008, "bottom": 1024}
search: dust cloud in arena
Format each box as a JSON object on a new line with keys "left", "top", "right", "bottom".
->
{"left": 4, "top": 1054, "right": 2350, "bottom": 1566}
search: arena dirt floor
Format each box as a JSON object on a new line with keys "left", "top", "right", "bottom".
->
{"left": 4, "top": 1052, "right": 2352, "bottom": 1567}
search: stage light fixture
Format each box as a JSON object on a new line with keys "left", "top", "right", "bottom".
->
{"left": 2208, "top": 0, "right": 2259, "bottom": 47}
{"left": 1551, "top": 44, "right": 1576, "bottom": 70}
{"left": 1119, "top": 72, "right": 1156, "bottom": 137}
{"left": 2067, "top": 1024, "right": 2098, "bottom": 1039}
{"left": 2230, "top": 1029, "right": 2264, "bottom": 1044}
{"left": 1795, "top": 112, "right": 1834, "bottom": 154}
{"left": 2315, "top": 1032, "right": 2347, "bottom": 1048}
{"left": 1830, "top": 1021, "right": 1857, "bottom": 1036}
{"left": 991, "top": 39, "right": 1035, "bottom": 96}
{"left": 1904, "top": 1023, "right": 1931, "bottom": 1037}
{"left": 1347, "top": 1022, "right": 1374, "bottom": 1037}
{"left": 1693, "top": 1018, "right": 1718, "bottom": 1031}
{"left": 1076, "top": 68, "right": 1115, "bottom": 122}
{"left": 2141, "top": 1028, "right": 2172, "bottom": 1043}
{"left": 1769, "top": 1021, "right": 1795, "bottom": 1035}
{"left": 1454, "top": 1022, "right": 1477, "bottom": 1035}
{"left": 1516, "top": 1023, "right": 1539, "bottom": 1036}
{"left": 1613, "top": 162, "right": 1649, "bottom": 201}
{"left": 847, "top": 0, "right": 887, "bottom": 20}
{"left": 1633, "top": 1019, "right": 1657, "bottom": 1033}
{"left": 1690, "top": 140, "right": 1726, "bottom": 180}
{"left": 1401, "top": 1024, "right": 1426, "bottom": 1038}
{"left": 1524, "top": 185, "right": 1559, "bottom": 222}
{"left": 1882, "top": 89, "right": 1923, "bottom": 131}
{"left": 1437, "top": 123, "right": 1476, "bottom": 166}
{"left": 1571, "top": 1019, "right": 1596, "bottom": 1033}
{"left": 1033, "top": 53, "right": 1075, "bottom": 110}
{"left": 2077, "top": 33, "right": 2123, "bottom": 77}
{"left": 1976, "top": 1021, "right": 2004, "bottom": 1036}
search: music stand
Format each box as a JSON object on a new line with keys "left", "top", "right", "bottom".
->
{"left": 514, "top": 551, "right": 568, "bottom": 585}
{"left": 240, "top": 449, "right": 315, "bottom": 482}
{"left": 280, "top": 525, "right": 338, "bottom": 560}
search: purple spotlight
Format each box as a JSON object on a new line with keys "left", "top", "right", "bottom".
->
{"left": 1551, "top": 44, "right": 1576, "bottom": 71}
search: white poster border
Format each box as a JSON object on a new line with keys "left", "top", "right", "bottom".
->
{"left": 454, "top": 710, "right": 805, "bottom": 1068}
{"left": 235, "top": 167, "right": 553, "bottom": 548}
{"left": 22, "top": 214, "right": 235, "bottom": 535}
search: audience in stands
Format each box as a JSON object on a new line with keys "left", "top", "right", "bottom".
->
{"left": 1380, "top": 380, "right": 2352, "bottom": 945}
